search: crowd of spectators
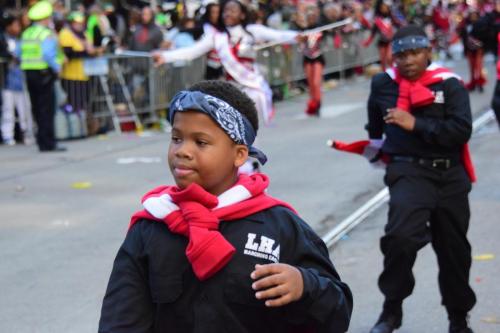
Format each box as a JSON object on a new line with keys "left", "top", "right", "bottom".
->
{"left": 0, "top": 0, "right": 453, "bottom": 54}
{"left": 2, "top": 0, "right": 500, "bottom": 144}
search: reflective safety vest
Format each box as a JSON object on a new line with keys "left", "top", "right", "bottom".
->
{"left": 20, "top": 25, "right": 53, "bottom": 70}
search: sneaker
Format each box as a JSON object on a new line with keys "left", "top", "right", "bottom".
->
{"left": 4, "top": 139, "right": 16, "bottom": 146}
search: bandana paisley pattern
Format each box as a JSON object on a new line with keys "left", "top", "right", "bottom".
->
{"left": 205, "top": 95, "right": 247, "bottom": 145}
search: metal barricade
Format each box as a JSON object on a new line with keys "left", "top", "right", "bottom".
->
{"left": 257, "top": 29, "right": 379, "bottom": 86}
{"left": 84, "top": 53, "right": 205, "bottom": 133}
{"left": 81, "top": 28, "right": 377, "bottom": 133}
{"left": 86, "top": 54, "right": 150, "bottom": 132}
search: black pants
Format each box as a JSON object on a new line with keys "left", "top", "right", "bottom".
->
{"left": 25, "top": 70, "right": 56, "bottom": 151}
{"left": 379, "top": 161, "right": 476, "bottom": 315}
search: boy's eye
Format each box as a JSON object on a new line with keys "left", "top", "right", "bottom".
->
{"left": 196, "top": 140, "right": 208, "bottom": 147}
{"left": 171, "top": 136, "right": 181, "bottom": 143}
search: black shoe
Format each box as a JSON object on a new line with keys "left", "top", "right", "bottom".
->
{"left": 449, "top": 319, "right": 473, "bottom": 333}
{"left": 40, "top": 146, "right": 67, "bottom": 152}
{"left": 369, "top": 313, "right": 402, "bottom": 333}
{"left": 449, "top": 325, "right": 473, "bottom": 333}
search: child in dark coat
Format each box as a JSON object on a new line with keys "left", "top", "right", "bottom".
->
{"left": 98, "top": 80, "right": 352, "bottom": 333}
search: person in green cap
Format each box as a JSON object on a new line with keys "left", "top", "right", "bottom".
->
{"left": 20, "top": 0, "right": 66, "bottom": 152}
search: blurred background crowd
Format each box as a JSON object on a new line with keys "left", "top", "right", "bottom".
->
{"left": 2, "top": 0, "right": 500, "bottom": 148}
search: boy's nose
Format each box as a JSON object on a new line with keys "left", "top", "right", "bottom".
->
{"left": 175, "top": 145, "right": 193, "bottom": 159}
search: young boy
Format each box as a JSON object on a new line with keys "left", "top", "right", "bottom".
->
{"left": 366, "top": 26, "right": 475, "bottom": 333}
{"left": 98, "top": 80, "right": 352, "bottom": 333}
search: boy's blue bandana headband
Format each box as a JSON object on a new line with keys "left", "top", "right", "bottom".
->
{"left": 392, "top": 35, "right": 430, "bottom": 54}
{"left": 169, "top": 90, "right": 268, "bottom": 165}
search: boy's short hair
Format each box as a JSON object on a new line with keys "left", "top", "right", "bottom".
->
{"left": 187, "top": 80, "right": 259, "bottom": 134}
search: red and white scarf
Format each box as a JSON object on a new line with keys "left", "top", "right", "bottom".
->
{"left": 129, "top": 173, "right": 295, "bottom": 280}
{"left": 388, "top": 64, "right": 476, "bottom": 182}
{"left": 331, "top": 64, "right": 476, "bottom": 182}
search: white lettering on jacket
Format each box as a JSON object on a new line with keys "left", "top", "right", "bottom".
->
{"left": 244, "top": 233, "right": 280, "bottom": 263}
{"left": 433, "top": 90, "right": 445, "bottom": 104}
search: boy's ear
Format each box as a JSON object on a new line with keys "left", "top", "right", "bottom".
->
{"left": 234, "top": 145, "right": 249, "bottom": 168}
{"left": 426, "top": 47, "right": 433, "bottom": 62}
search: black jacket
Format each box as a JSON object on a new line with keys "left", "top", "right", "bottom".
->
{"left": 366, "top": 72, "right": 472, "bottom": 159}
{"left": 99, "top": 206, "right": 353, "bottom": 333}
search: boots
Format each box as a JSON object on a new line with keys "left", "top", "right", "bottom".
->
{"left": 476, "top": 76, "right": 486, "bottom": 93}
{"left": 305, "top": 99, "right": 321, "bottom": 117}
{"left": 449, "top": 322, "right": 474, "bottom": 333}
{"left": 369, "top": 300, "right": 402, "bottom": 333}
{"left": 448, "top": 310, "right": 474, "bottom": 333}
{"left": 467, "top": 77, "right": 487, "bottom": 93}
{"left": 369, "top": 312, "right": 402, "bottom": 333}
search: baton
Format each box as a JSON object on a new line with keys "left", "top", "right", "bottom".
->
{"left": 254, "top": 18, "right": 353, "bottom": 51}
{"left": 114, "top": 49, "right": 152, "bottom": 57}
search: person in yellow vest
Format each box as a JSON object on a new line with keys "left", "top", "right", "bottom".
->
{"left": 20, "top": 0, "right": 66, "bottom": 152}
{"left": 59, "top": 12, "right": 95, "bottom": 118}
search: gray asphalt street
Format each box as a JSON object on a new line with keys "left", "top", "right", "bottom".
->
{"left": 1, "top": 58, "right": 499, "bottom": 332}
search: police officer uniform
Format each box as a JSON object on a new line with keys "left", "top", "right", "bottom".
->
{"left": 21, "top": 1, "right": 64, "bottom": 152}
{"left": 367, "top": 26, "right": 476, "bottom": 333}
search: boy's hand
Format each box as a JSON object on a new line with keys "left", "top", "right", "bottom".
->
{"left": 384, "top": 108, "right": 416, "bottom": 131}
{"left": 250, "top": 263, "right": 304, "bottom": 307}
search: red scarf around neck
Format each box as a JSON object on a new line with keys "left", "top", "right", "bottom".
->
{"left": 392, "top": 65, "right": 476, "bottom": 182}
{"left": 129, "top": 173, "right": 295, "bottom": 281}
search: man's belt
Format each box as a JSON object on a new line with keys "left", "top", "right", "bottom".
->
{"left": 390, "top": 155, "right": 460, "bottom": 170}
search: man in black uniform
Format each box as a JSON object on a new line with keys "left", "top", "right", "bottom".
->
{"left": 366, "top": 25, "right": 476, "bottom": 333}
{"left": 20, "top": 1, "right": 66, "bottom": 152}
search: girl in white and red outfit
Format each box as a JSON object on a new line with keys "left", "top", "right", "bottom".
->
{"left": 458, "top": 8, "right": 487, "bottom": 92}
{"left": 301, "top": 4, "right": 324, "bottom": 116}
{"left": 153, "top": 0, "right": 300, "bottom": 126}
{"left": 363, "top": 0, "right": 403, "bottom": 71}
{"left": 200, "top": 1, "right": 223, "bottom": 80}
{"left": 432, "top": 0, "right": 451, "bottom": 59}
